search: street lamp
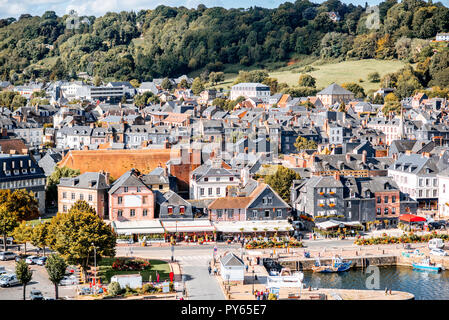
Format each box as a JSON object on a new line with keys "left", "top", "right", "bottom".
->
{"left": 252, "top": 269, "right": 255, "bottom": 295}
{"left": 91, "top": 242, "right": 96, "bottom": 293}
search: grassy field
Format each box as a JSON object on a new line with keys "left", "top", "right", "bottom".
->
{"left": 98, "top": 257, "right": 171, "bottom": 284}
{"left": 213, "top": 59, "right": 406, "bottom": 93}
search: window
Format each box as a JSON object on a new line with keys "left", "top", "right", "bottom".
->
{"left": 377, "top": 208, "right": 381, "bottom": 215}
{"left": 217, "top": 210, "right": 222, "bottom": 218}
{"left": 137, "top": 187, "right": 141, "bottom": 192}
{"left": 143, "top": 209, "right": 148, "bottom": 216}
{"left": 168, "top": 206, "right": 173, "bottom": 214}
{"left": 118, "top": 197, "right": 122, "bottom": 204}
{"left": 216, "top": 188, "right": 221, "bottom": 195}
{"left": 392, "top": 208, "right": 396, "bottom": 215}
{"left": 230, "top": 177, "right": 234, "bottom": 181}
{"left": 124, "top": 187, "right": 128, "bottom": 192}
{"left": 252, "top": 210, "right": 258, "bottom": 218}
{"left": 63, "top": 205, "right": 67, "bottom": 212}
{"left": 268, "top": 197, "right": 273, "bottom": 205}
{"left": 71, "top": 193, "right": 75, "bottom": 200}
{"left": 265, "top": 210, "right": 270, "bottom": 218}
{"left": 200, "top": 188, "right": 204, "bottom": 196}
{"left": 276, "top": 210, "right": 282, "bottom": 217}
{"left": 384, "top": 208, "right": 389, "bottom": 215}
{"left": 159, "top": 185, "right": 163, "bottom": 190}
{"left": 142, "top": 196, "right": 147, "bottom": 204}
{"left": 79, "top": 194, "right": 84, "bottom": 200}
{"left": 392, "top": 196, "right": 396, "bottom": 203}
{"left": 88, "top": 194, "right": 93, "bottom": 202}
{"left": 204, "top": 177, "right": 208, "bottom": 182}
{"left": 180, "top": 206, "right": 185, "bottom": 215}
{"left": 227, "top": 210, "right": 233, "bottom": 218}
{"left": 216, "top": 177, "right": 220, "bottom": 182}
{"left": 130, "top": 209, "right": 135, "bottom": 217}
{"left": 208, "top": 188, "right": 212, "bottom": 195}
{"left": 377, "top": 197, "right": 381, "bottom": 203}
{"left": 118, "top": 210, "right": 123, "bottom": 217}
{"left": 433, "top": 189, "right": 437, "bottom": 197}
{"left": 63, "top": 192, "right": 67, "bottom": 199}
{"left": 262, "top": 197, "right": 267, "bottom": 205}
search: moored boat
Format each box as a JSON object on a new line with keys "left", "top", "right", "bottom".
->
{"left": 412, "top": 257, "right": 443, "bottom": 272}
{"left": 312, "top": 256, "right": 352, "bottom": 273}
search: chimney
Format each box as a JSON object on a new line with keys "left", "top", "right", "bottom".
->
{"left": 104, "top": 171, "right": 110, "bottom": 184}
{"left": 334, "top": 172, "right": 340, "bottom": 181}
{"left": 362, "top": 150, "right": 367, "bottom": 164}
{"left": 1, "top": 128, "right": 7, "bottom": 137}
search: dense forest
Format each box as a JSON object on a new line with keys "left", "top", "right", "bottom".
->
{"left": 0, "top": 0, "right": 448, "bottom": 89}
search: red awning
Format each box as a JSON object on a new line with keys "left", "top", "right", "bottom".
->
{"left": 399, "top": 214, "right": 426, "bottom": 223}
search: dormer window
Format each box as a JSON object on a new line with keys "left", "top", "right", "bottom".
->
{"left": 22, "top": 169, "right": 27, "bottom": 174}
{"left": 168, "top": 206, "right": 173, "bottom": 215}
{"left": 204, "top": 177, "right": 208, "bottom": 182}
{"left": 30, "top": 168, "right": 35, "bottom": 173}
{"left": 5, "top": 170, "right": 10, "bottom": 176}
{"left": 180, "top": 206, "right": 185, "bottom": 215}
{"left": 13, "top": 169, "right": 19, "bottom": 175}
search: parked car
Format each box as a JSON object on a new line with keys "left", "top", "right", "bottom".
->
{"left": 429, "top": 238, "right": 445, "bottom": 250}
{"left": 0, "top": 251, "right": 17, "bottom": 261}
{"left": 60, "top": 275, "right": 78, "bottom": 286}
{"left": 429, "top": 221, "right": 446, "bottom": 230}
{"left": 35, "top": 257, "right": 47, "bottom": 266}
{"left": 25, "top": 256, "right": 38, "bottom": 264}
{"left": 15, "top": 254, "right": 30, "bottom": 262}
{"left": 0, "top": 274, "right": 20, "bottom": 287}
{"left": 430, "top": 248, "right": 447, "bottom": 256}
{"left": 30, "top": 290, "right": 44, "bottom": 300}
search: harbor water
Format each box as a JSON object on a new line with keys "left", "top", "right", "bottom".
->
{"left": 303, "top": 266, "right": 449, "bottom": 300}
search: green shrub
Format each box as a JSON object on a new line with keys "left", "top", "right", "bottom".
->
{"left": 108, "top": 281, "right": 122, "bottom": 296}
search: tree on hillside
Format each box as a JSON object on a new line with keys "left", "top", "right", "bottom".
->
{"left": 298, "top": 74, "right": 316, "bottom": 88}
{"left": 15, "top": 260, "right": 32, "bottom": 300}
{"left": 294, "top": 136, "right": 318, "bottom": 152}
{"left": 0, "top": 205, "right": 19, "bottom": 251}
{"left": 191, "top": 77, "right": 204, "bottom": 95}
{"left": 161, "top": 78, "right": 172, "bottom": 90}
{"left": 45, "top": 254, "right": 67, "bottom": 300}
{"left": 382, "top": 92, "right": 402, "bottom": 116}
{"left": 0, "top": 189, "right": 39, "bottom": 221}
{"left": 368, "top": 72, "right": 380, "bottom": 83}
{"left": 265, "top": 166, "right": 301, "bottom": 202}
{"left": 13, "top": 221, "right": 33, "bottom": 254}
{"left": 342, "top": 82, "right": 365, "bottom": 98}
{"left": 233, "top": 70, "right": 269, "bottom": 85}
{"left": 46, "top": 211, "right": 116, "bottom": 276}
{"left": 209, "top": 72, "right": 225, "bottom": 85}
{"left": 129, "top": 79, "right": 140, "bottom": 88}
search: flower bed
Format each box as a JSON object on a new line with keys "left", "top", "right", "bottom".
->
{"left": 245, "top": 239, "right": 303, "bottom": 249}
{"left": 112, "top": 258, "right": 151, "bottom": 271}
{"left": 354, "top": 232, "right": 449, "bottom": 245}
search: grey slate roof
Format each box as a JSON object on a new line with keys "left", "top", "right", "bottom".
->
{"left": 317, "top": 83, "right": 353, "bottom": 95}
{"left": 59, "top": 172, "right": 109, "bottom": 190}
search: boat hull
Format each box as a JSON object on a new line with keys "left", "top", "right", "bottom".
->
{"left": 412, "top": 263, "right": 442, "bottom": 272}
{"left": 312, "top": 262, "right": 352, "bottom": 273}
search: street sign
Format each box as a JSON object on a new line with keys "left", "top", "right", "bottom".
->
{"left": 162, "top": 281, "right": 170, "bottom": 293}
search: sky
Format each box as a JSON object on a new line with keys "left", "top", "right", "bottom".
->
{"left": 0, "top": 0, "right": 448, "bottom": 19}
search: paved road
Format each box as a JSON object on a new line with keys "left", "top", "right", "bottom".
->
{"left": 0, "top": 260, "right": 76, "bottom": 300}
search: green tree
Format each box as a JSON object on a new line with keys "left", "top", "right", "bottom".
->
{"left": 338, "top": 101, "right": 347, "bottom": 113}
{"left": 368, "top": 72, "right": 380, "bottom": 83}
{"left": 209, "top": 72, "right": 225, "bottom": 85}
{"left": 45, "top": 254, "right": 67, "bottom": 300}
{"left": 15, "top": 260, "right": 32, "bottom": 300}
{"left": 69, "top": 200, "right": 97, "bottom": 215}
{"left": 382, "top": 93, "right": 402, "bottom": 116}
{"left": 12, "top": 221, "right": 33, "bottom": 254}
{"left": 265, "top": 166, "right": 301, "bottom": 202}
{"left": 93, "top": 76, "right": 102, "bottom": 86}
{"left": 31, "top": 221, "right": 50, "bottom": 256}
{"left": 161, "top": 78, "right": 172, "bottom": 90}
{"left": 46, "top": 166, "right": 80, "bottom": 207}
{"left": 129, "top": 79, "right": 140, "bottom": 88}
{"left": 46, "top": 211, "right": 116, "bottom": 275}
{"left": 342, "top": 82, "right": 365, "bottom": 99}
{"left": 191, "top": 77, "right": 204, "bottom": 95}
{"left": 298, "top": 74, "right": 316, "bottom": 88}
{"left": 0, "top": 205, "right": 19, "bottom": 251}
{"left": 294, "top": 136, "right": 318, "bottom": 152}
{"left": 0, "top": 189, "right": 39, "bottom": 221}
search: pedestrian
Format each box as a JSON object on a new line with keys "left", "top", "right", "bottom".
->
{"left": 254, "top": 290, "right": 258, "bottom": 299}
{"left": 385, "top": 287, "right": 388, "bottom": 295}
{"left": 389, "top": 288, "right": 392, "bottom": 295}
{"left": 245, "top": 265, "right": 249, "bottom": 272}
{"left": 208, "top": 266, "right": 211, "bottom": 275}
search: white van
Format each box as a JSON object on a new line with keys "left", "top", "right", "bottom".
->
{"left": 428, "top": 238, "right": 445, "bottom": 250}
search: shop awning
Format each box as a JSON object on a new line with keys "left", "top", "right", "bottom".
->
{"left": 111, "top": 220, "right": 165, "bottom": 235}
{"left": 213, "top": 220, "right": 293, "bottom": 233}
{"left": 399, "top": 214, "right": 426, "bottom": 223}
{"left": 161, "top": 219, "right": 215, "bottom": 233}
